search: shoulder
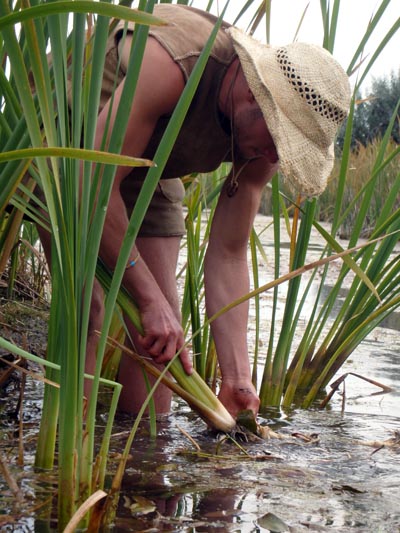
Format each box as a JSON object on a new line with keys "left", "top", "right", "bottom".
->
{"left": 119, "top": 34, "right": 185, "bottom": 117}
{"left": 150, "top": 5, "right": 235, "bottom": 78}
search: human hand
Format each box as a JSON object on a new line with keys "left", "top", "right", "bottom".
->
{"left": 218, "top": 379, "right": 260, "bottom": 419}
{"left": 137, "top": 296, "right": 193, "bottom": 375}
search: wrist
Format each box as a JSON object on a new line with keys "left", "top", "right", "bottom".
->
{"left": 125, "top": 252, "right": 141, "bottom": 270}
{"left": 122, "top": 258, "right": 161, "bottom": 308}
{"left": 221, "top": 375, "right": 254, "bottom": 387}
{"left": 220, "top": 361, "right": 252, "bottom": 384}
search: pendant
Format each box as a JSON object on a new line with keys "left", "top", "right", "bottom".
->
{"left": 227, "top": 178, "right": 238, "bottom": 197}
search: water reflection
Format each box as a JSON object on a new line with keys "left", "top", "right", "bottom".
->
{"left": 1, "top": 371, "right": 399, "bottom": 532}
{"left": 109, "top": 407, "right": 400, "bottom": 532}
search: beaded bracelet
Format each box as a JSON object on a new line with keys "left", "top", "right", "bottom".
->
{"left": 126, "top": 252, "right": 140, "bottom": 269}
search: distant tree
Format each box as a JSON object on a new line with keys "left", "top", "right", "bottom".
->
{"left": 352, "top": 91, "right": 371, "bottom": 148}
{"left": 337, "top": 69, "right": 400, "bottom": 151}
{"left": 366, "top": 70, "right": 400, "bottom": 144}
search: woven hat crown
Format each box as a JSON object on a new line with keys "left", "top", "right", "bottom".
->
{"left": 227, "top": 28, "right": 351, "bottom": 196}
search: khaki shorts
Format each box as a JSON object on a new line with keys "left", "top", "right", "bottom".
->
{"left": 121, "top": 177, "right": 186, "bottom": 237}
{"left": 10, "top": 175, "right": 185, "bottom": 237}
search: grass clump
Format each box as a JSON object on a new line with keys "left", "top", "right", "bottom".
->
{"left": 319, "top": 138, "right": 400, "bottom": 238}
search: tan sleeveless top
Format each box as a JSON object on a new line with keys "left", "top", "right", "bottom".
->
{"left": 102, "top": 4, "right": 236, "bottom": 182}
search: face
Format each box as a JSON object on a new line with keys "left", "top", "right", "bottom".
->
{"left": 233, "top": 102, "right": 279, "bottom": 164}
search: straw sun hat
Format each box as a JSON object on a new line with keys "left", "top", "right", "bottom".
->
{"left": 227, "top": 27, "right": 351, "bottom": 196}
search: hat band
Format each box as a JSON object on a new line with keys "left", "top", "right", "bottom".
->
{"left": 276, "top": 47, "right": 347, "bottom": 125}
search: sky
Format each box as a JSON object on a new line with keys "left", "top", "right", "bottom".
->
{"left": 187, "top": 0, "right": 400, "bottom": 91}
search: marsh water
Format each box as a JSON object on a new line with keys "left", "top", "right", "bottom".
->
{"left": 1, "top": 215, "right": 399, "bottom": 532}
{"left": 1, "top": 364, "right": 399, "bottom": 532}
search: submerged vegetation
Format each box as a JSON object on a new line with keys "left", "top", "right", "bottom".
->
{"left": 0, "top": 0, "right": 399, "bottom": 529}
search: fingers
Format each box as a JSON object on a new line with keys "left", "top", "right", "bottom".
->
{"left": 136, "top": 300, "right": 193, "bottom": 374}
{"left": 177, "top": 346, "right": 193, "bottom": 375}
{"left": 138, "top": 334, "right": 193, "bottom": 375}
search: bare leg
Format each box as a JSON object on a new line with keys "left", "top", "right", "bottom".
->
{"left": 118, "top": 236, "right": 182, "bottom": 415}
{"left": 38, "top": 224, "right": 182, "bottom": 414}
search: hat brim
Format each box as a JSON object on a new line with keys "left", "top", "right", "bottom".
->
{"left": 228, "top": 27, "right": 336, "bottom": 196}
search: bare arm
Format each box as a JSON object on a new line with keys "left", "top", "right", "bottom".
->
{"left": 94, "top": 36, "right": 192, "bottom": 372}
{"left": 204, "top": 156, "right": 278, "bottom": 416}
